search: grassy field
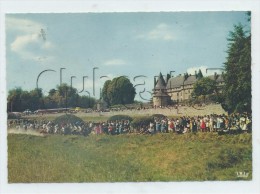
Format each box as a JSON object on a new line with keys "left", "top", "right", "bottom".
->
{"left": 8, "top": 132, "right": 252, "bottom": 182}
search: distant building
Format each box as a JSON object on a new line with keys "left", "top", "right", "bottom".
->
{"left": 153, "top": 71, "right": 224, "bottom": 106}
{"left": 152, "top": 72, "right": 171, "bottom": 107}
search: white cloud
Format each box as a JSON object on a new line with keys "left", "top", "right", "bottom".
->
{"left": 137, "top": 23, "right": 175, "bottom": 41}
{"left": 11, "top": 34, "right": 38, "bottom": 52}
{"left": 10, "top": 33, "right": 54, "bottom": 61}
{"left": 11, "top": 34, "right": 54, "bottom": 52}
{"left": 103, "top": 59, "right": 126, "bottom": 66}
{"left": 187, "top": 66, "right": 222, "bottom": 76}
{"left": 7, "top": 16, "right": 55, "bottom": 61}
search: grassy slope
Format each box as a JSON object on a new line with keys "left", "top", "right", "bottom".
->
{"left": 23, "top": 103, "right": 226, "bottom": 123}
{"left": 8, "top": 133, "right": 252, "bottom": 183}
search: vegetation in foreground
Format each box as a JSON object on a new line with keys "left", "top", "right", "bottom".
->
{"left": 8, "top": 132, "right": 252, "bottom": 182}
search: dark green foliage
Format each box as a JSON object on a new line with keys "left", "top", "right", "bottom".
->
{"left": 53, "top": 114, "right": 85, "bottom": 126}
{"left": 131, "top": 116, "right": 153, "bottom": 128}
{"left": 208, "top": 93, "right": 224, "bottom": 103}
{"left": 8, "top": 112, "right": 21, "bottom": 119}
{"left": 102, "top": 80, "right": 112, "bottom": 106}
{"left": 46, "top": 84, "right": 79, "bottom": 109}
{"left": 102, "top": 76, "right": 136, "bottom": 106}
{"left": 184, "top": 72, "right": 189, "bottom": 80}
{"left": 7, "top": 88, "right": 44, "bottom": 112}
{"left": 108, "top": 115, "right": 133, "bottom": 122}
{"left": 77, "top": 95, "right": 95, "bottom": 109}
{"left": 192, "top": 77, "right": 217, "bottom": 99}
{"left": 206, "top": 148, "right": 251, "bottom": 170}
{"left": 166, "top": 73, "right": 171, "bottom": 82}
{"left": 152, "top": 114, "right": 166, "bottom": 119}
{"left": 197, "top": 69, "right": 203, "bottom": 79}
{"left": 7, "top": 84, "right": 96, "bottom": 112}
{"left": 222, "top": 22, "right": 251, "bottom": 114}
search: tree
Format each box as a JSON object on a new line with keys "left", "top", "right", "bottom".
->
{"left": 7, "top": 88, "right": 44, "bottom": 112}
{"left": 102, "top": 80, "right": 112, "bottom": 106}
{"left": 197, "top": 69, "right": 203, "bottom": 79}
{"left": 184, "top": 72, "right": 189, "bottom": 80}
{"left": 7, "top": 88, "right": 23, "bottom": 112}
{"left": 192, "top": 77, "right": 217, "bottom": 102}
{"left": 222, "top": 22, "right": 251, "bottom": 114}
{"left": 7, "top": 84, "right": 98, "bottom": 111}
{"left": 28, "top": 88, "right": 44, "bottom": 110}
{"left": 54, "top": 84, "right": 79, "bottom": 108}
{"left": 166, "top": 73, "right": 171, "bottom": 83}
{"left": 78, "top": 95, "right": 96, "bottom": 108}
{"left": 48, "top": 89, "right": 56, "bottom": 96}
{"left": 102, "top": 76, "right": 136, "bottom": 106}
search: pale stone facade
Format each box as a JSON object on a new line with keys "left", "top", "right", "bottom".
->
{"left": 153, "top": 72, "right": 224, "bottom": 106}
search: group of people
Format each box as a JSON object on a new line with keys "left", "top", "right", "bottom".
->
{"left": 8, "top": 118, "right": 132, "bottom": 136}
{"left": 8, "top": 113, "right": 251, "bottom": 136}
{"left": 140, "top": 113, "right": 251, "bottom": 135}
{"left": 8, "top": 119, "right": 91, "bottom": 135}
{"left": 92, "top": 120, "right": 131, "bottom": 135}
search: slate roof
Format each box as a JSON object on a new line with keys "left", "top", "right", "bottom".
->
{"left": 166, "top": 74, "right": 224, "bottom": 89}
{"left": 166, "top": 75, "right": 184, "bottom": 89}
{"left": 166, "top": 75, "right": 198, "bottom": 89}
{"left": 183, "top": 75, "right": 197, "bottom": 85}
{"left": 154, "top": 72, "right": 166, "bottom": 90}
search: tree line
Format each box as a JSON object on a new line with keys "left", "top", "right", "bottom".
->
{"left": 7, "top": 76, "right": 137, "bottom": 112}
{"left": 7, "top": 84, "right": 96, "bottom": 112}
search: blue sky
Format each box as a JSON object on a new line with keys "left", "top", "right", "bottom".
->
{"left": 6, "top": 12, "right": 249, "bottom": 101}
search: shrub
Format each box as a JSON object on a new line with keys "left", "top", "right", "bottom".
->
{"left": 108, "top": 115, "right": 133, "bottom": 122}
{"left": 131, "top": 116, "right": 154, "bottom": 128}
{"left": 152, "top": 114, "right": 166, "bottom": 119}
{"left": 8, "top": 112, "right": 21, "bottom": 119}
{"left": 53, "top": 114, "right": 85, "bottom": 125}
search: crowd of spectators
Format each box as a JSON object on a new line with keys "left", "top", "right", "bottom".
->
{"left": 139, "top": 113, "right": 251, "bottom": 135}
{"left": 8, "top": 112, "right": 251, "bottom": 136}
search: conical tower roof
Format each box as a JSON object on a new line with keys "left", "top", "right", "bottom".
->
{"left": 154, "top": 72, "right": 166, "bottom": 90}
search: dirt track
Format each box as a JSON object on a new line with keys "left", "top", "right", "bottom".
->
{"left": 8, "top": 129, "right": 45, "bottom": 136}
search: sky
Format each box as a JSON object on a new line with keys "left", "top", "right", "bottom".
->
{"left": 5, "top": 12, "right": 250, "bottom": 101}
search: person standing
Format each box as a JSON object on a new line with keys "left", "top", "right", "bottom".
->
{"left": 168, "top": 119, "right": 174, "bottom": 133}
{"left": 201, "top": 119, "right": 206, "bottom": 132}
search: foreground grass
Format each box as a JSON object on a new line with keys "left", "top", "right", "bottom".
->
{"left": 8, "top": 133, "right": 252, "bottom": 182}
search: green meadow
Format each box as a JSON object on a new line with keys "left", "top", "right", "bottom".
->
{"left": 8, "top": 132, "right": 252, "bottom": 182}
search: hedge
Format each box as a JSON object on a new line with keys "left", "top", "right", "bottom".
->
{"left": 131, "top": 116, "right": 154, "bottom": 128}
{"left": 53, "top": 114, "right": 85, "bottom": 125}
